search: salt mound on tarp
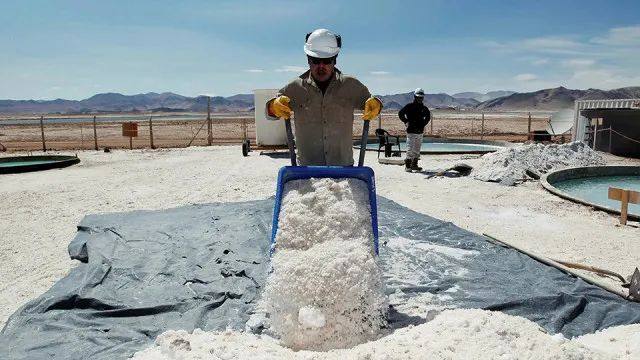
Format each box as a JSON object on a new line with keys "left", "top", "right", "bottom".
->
{"left": 131, "top": 309, "right": 614, "bottom": 360}
{"left": 261, "top": 178, "right": 388, "bottom": 351}
{"left": 473, "top": 142, "right": 605, "bottom": 184}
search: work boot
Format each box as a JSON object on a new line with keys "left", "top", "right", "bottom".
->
{"left": 404, "top": 159, "right": 412, "bottom": 172}
{"left": 411, "top": 158, "right": 423, "bottom": 172}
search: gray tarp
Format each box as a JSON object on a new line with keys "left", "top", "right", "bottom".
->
{"left": 1, "top": 197, "right": 639, "bottom": 359}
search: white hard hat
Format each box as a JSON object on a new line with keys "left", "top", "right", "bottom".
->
{"left": 414, "top": 88, "right": 425, "bottom": 97}
{"left": 304, "top": 28, "right": 341, "bottom": 58}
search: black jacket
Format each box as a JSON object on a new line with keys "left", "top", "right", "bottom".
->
{"left": 398, "top": 102, "right": 431, "bottom": 134}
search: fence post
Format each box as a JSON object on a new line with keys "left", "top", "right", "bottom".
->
{"left": 80, "top": 122, "right": 84, "bottom": 149}
{"left": 39, "top": 115, "right": 46, "bottom": 152}
{"left": 430, "top": 115, "right": 434, "bottom": 135}
{"left": 481, "top": 113, "right": 485, "bottom": 140}
{"left": 149, "top": 116, "right": 155, "bottom": 149}
{"left": 93, "top": 116, "right": 98, "bottom": 150}
{"left": 593, "top": 118, "right": 598, "bottom": 149}
{"left": 207, "top": 96, "right": 212, "bottom": 146}
{"left": 609, "top": 127, "right": 612, "bottom": 153}
{"left": 527, "top": 112, "right": 532, "bottom": 140}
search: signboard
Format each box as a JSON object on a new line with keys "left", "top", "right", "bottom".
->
{"left": 122, "top": 122, "right": 138, "bottom": 137}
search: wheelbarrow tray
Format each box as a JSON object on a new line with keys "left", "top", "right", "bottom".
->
{"left": 270, "top": 165, "right": 379, "bottom": 255}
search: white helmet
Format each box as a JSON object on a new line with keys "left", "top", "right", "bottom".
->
{"left": 304, "top": 28, "right": 341, "bottom": 58}
{"left": 414, "top": 88, "right": 425, "bottom": 97}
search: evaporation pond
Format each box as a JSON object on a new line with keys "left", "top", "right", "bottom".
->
{"left": 554, "top": 175, "right": 640, "bottom": 216}
{"left": 365, "top": 141, "right": 503, "bottom": 153}
{"left": 0, "top": 160, "right": 64, "bottom": 167}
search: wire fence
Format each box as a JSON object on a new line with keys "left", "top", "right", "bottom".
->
{"left": 0, "top": 114, "right": 256, "bottom": 152}
{"left": 363, "top": 111, "right": 553, "bottom": 142}
{"left": 587, "top": 126, "right": 640, "bottom": 154}
{"left": 0, "top": 111, "right": 553, "bottom": 152}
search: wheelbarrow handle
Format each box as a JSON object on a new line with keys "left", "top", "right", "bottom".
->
{"left": 358, "top": 119, "right": 370, "bottom": 167}
{"left": 284, "top": 118, "right": 297, "bottom": 166}
{"left": 285, "top": 117, "right": 369, "bottom": 167}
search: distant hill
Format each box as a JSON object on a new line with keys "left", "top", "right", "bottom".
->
{"left": 452, "top": 91, "right": 516, "bottom": 102}
{"left": 2, "top": 86, "right": 639, "bottom": 114}
{"left": 0, "top": 92, "right": 254, "bottom": 115}
{"left": 476, "top": 86, "right": 640, "bottom": 111}
{"left": 378, "top": 92, "right": 479, "bottom": 110}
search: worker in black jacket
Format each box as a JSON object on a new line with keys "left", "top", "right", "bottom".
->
{"left": 398, "top": 88, "right": 431, "bottom": 172}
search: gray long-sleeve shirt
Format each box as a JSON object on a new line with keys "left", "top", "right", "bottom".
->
{"left": 267, "top": 69, "right": 372, "bottom": 166}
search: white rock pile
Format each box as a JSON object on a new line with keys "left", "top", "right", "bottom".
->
{"left": 473, "top": 142, "right": 605, "bottom": 184}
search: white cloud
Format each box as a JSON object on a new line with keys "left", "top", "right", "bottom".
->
{"left": 514, "top": 73, "right": 538, "bottom": 81}
{"left": 591, "top": 25, "right": 640, "bottom": 46}
{"left": 562, "top": 59, "right": 596, "bottom": 68}
{"left": 531, "top": 58, "right": 550, "bottom": 65}
{"left": 244, "top": 69, "right": 264, "bottom": 73}
{"left": 520, "top": 36, "right": 582, "bottom": 50}
{"left": 370, "top": 71, "right": 390, "bottom": 75}
{"left": 566, "top": 68, "right": 640, "bottom": 90}
{"left": 275, "top": 66, "right": 307, "bottom": 73}
{"left": 482, "top": 36, "right": 584, "bottom": 55}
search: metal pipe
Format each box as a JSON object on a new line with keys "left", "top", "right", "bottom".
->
{"left": 284, "top": 118, "right": 296, "bottom": 166}
{"left": 358, "top": 120, "right": 370, "bottom": 167}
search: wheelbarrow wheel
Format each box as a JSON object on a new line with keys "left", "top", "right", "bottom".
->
{"left": 242, "top": 141, "right": 249, "bottom": 157}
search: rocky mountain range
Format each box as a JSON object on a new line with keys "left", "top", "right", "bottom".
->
{"left": 475, "top": 86, "right": 640, "bottom": 111}
{"left": 1, "top": 87, "right": 639, "bottom": 115}
{"left": 0, "top": 92, "right": 255, "bottom": 115}
{"left": 377, "top": 92, "right": 480, "bottom": 110}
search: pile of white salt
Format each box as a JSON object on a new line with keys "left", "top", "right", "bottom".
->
{"left": 132, "top": 309, "right": 621, "bottom": 359}
{"left": 259, "top": 177, "right": 388, "bottom": 351}
{"left": 473, "top": 142, "right": 605, "bottom": 184}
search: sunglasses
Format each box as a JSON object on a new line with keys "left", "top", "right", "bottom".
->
{"left": 308, "top": 56, "right": 335, "bottom": 65}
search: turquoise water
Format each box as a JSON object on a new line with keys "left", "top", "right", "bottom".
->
{"left": 365, "top": 141, "right": 503, "bottom": 153}
{"left": 554, "top": 175, "right": 640, "bottom": 216}
{"left": 0, "top": 160, "right": 63, "bottom": 167}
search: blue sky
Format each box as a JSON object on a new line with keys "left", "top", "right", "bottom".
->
{"left": 1, "top": 0, "right": 639, "bottom": 100}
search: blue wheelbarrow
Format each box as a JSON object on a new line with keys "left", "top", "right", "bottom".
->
{"left": 270, "top": 118, "right": 379, "bottom": 255}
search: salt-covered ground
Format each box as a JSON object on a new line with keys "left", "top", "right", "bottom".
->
{"left": 1, "top": 145, "right": 639, "bottom": 357}
{"left": 131, "top": 309, "right": 627, "bottom": 360}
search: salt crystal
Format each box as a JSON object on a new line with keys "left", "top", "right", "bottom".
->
{"left": 298, "top": 306, "right": 326, "bottom": 329}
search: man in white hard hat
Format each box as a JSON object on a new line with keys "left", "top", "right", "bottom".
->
{"left": 266, "top": 28, "right": 383, "bottom": 166}
{"left": 398, "top": 88, "right": 431, "bottom": 172}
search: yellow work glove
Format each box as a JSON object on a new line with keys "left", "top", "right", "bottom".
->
{"left": 268, "top": 95, "right": 293, "bottom": 119}
{"left": 362, "top": 97, "right": 382, "bottom": 120}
